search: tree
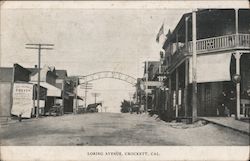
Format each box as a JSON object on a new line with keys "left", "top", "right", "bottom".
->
{"left": 120, "top": 99, "right": 133, "bottom": 113}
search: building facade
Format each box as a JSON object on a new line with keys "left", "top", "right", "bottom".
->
{"left": 55, "top": 70, "right": 75, "bottom": 113}
{"left": 0, "top": 64, "right": 47, "bottom": 118}
{"left": 160, "top": 9, "right": 250, "bottom": 120}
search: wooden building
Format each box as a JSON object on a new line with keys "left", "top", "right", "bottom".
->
{"left": 55, "top": 70, "right": 74, "bottom": 113}
{"left": 0, "top": 64, "right": 47, "bottom": 119}
{"left": 161, "top": 9, "right": 250, "bottom": 120}
{"left": 30, "top": 65, "right": 62, "bottom": 114}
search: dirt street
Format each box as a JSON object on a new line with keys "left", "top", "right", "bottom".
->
{"left": 0, "top": 113, "right": 249, "bottom": 146}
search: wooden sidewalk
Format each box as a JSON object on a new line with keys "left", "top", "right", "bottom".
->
{"left": 200, "top": 117, "right": 250, "bottom": 135}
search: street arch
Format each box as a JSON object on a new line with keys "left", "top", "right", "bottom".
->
{"left": 77, "top": 71, "right": 137, "bottom": 86}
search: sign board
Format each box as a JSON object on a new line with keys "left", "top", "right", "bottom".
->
{"left": 144, "top": 81, "right": 163, "bottom": 87}
{"left": 11, "top": 83, "right": 34, "bottom": 118}
{"left": 189, "top": 52, "right": 232, "bottom": 83}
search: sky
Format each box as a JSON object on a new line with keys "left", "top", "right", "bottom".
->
{"left": 1, "top": 1, "right": 247, "bottom": 112}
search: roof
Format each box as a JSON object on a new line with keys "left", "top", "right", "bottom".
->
{"left": 55, "top": 70, "right": 68, "bottom": 79}
{"left": 0, "top": 67, "right": 13, "bottom": 82}
{"left": 27, "top": 68, "right": 39, "bottom": 76}
{"left": 162, "top": 9, "right": 243, "bottom": 49}
{"left": 30, "top": 82, "right": 62, "bottom": 97}
{"left": 0, "top": 63, "right": 31, "bottom": 82}
{"left": 28, "top": 68, "right": 67, "bottom": 79}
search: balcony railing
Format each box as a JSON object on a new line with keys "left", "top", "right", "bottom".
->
{"left": 188, "top": 34, "right": 250, "bottom": 53}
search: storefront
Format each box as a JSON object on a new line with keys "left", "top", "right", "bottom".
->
{"left": 39, "top": 82, "right": 62, "bottom": 113}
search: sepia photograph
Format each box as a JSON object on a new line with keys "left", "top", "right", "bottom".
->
{"left": 0, "top": 0, "right": 249, "bottom": 160}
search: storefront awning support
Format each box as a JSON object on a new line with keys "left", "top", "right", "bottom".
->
{"left": 192, "top": 10, "right": 198, "bottom": 123}
{"left": 184, "top": 16, "right": 189, "bottom": 118}
{"left": 233, "top": 51, "right": 242, "bottom": 120}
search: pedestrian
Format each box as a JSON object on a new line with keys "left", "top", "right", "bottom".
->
{"left": 224, "top": 106, "right": 230, "bottom": 117}
{"left": 218, "top": 91, "right": 227, "bottom": 116}
{"left": 18, "top": 114, "right": 22, "bottom": 122}
{"left": 228, "top": 90, "right": 236, "bottom": 116}
{"left": 241, "top": 90, "right": 249, "bottom": 100}
{"left": 241, "top": 90, "right": 250, "bottom": 117}
{"left": 129, "top": 107, "right": 132, "bottom": 114}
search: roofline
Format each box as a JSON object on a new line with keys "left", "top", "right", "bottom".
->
{"left": 162, "top": 9, "right": 236, "bottom": 49}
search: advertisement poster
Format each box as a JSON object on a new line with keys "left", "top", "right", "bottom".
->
{"left": 11, "top": 83, "right": 33, "bottom": 118}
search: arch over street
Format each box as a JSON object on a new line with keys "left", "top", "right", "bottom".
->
{"left": 77, "top": 71, "right": 137, "bottom": 86}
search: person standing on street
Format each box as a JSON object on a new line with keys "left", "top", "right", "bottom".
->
{"left": 18, "top": 114, "right": 22, "bottom": 122}
{"left": 218, "top": 91, "right": 227, "bottom": 116}
{"left": 228, "top": 90, "right": 236, "bottom": 116}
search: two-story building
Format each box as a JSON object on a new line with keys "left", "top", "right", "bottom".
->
{"left": 141, "top": 61, "right": 163, "bottom": 113}
{"left": 0, "top": 64, "right": 47, "bottom": 119}
{"left": 30, "top": 65, "right": 62, "bottom": 114}
{"left": 55, "top": 70, "right": 75, "bottom": 113}
{"left": 161, "top": 9, "right": 250, "bottom": 120}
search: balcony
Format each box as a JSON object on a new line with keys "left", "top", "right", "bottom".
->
{"left": 168, "top": 34, "right": 250, "bottom": 70}
{"left": 188, "top": 34, "right": 250, "bottom": 54}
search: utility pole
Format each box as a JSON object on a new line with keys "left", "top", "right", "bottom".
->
{"left": 25, "top": 43, "right": 54, "bottom": 118}
{"left": 83, "top": 82, "right": 93, "bottom": 108}
{"left": 192, "top": 10, "right": 198, "bottom": 123}
{"left": 91, "top": 92, "right": 100, "bottom": 104}
{"left": 91, "top": 92, "right": 101, "bottom": 112}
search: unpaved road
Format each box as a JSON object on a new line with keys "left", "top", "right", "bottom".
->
{"left": 0, "top": 113, "right": 249, "bottom": 145}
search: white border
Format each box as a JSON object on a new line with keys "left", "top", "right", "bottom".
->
{"left": 1, "top": 1, "right": 249, "bottom": 161}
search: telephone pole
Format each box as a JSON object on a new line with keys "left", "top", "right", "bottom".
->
{"left": 25, "top": 43, "right": 54, "bottom": 118}
{"left": 91, "top": 92, "right": 101, "bottom": 104}
{"left": 80, "top": 82, "right": 93, "bottom": 108}
{"left": 91, "top": 92, "right": 101, "bottom": 112}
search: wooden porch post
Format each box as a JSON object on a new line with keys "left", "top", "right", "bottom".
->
{"left": 234, "top": 9, "right": 241, "bottom": 120}
{"left": 169, "top": 76, "right": 172, "bottom": 116}
{"left": 233, "top": 51, "right": 242, "bottom": 120}
{"left": 176, "top": 32, "right": 179, "bottom": 52}
{"left": 184, "top": 16, "right": 189, "bottom": 118}
{"left": 62, "top": 79, "right": 65, "bottom": 115}
{"left": 192, "top": 10, "right": 198, "bottom": 122}
{"left": 175, "top": 68, "right": 179, "bottom": 118}
{"left": 235, "top": 8, "right": 239, "bottom": 46}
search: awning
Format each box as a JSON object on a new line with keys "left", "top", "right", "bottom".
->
{"left": 63, "top": 91, "right": 75, "bottom": 99}
{"left": 189, "top": 53, "right": 232, "bottom": 83}
{"left": 65, "top": 92, "right": 84, "bottom": 100}
{"left": 39, "top": 82, "right": 61, "bottom": 97}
